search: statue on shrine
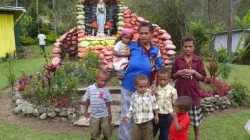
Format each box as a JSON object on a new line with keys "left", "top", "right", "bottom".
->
{"left": 96, "top": 0, "right": 106, "bottom": 36}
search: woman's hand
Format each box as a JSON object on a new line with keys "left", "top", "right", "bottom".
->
{"left": 176, "top": 70, "right": 185, "bottom": 76}
{"left": 183, "top": 69, "right": 197, "bottom": 75}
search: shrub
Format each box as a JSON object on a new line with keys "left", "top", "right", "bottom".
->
{"left": 46, "top": 33, "right": 59, "bottom": 44}
{"left": 20, "top": 36, "right": 35, "bottom": 46}
{"left": 6, "top": 58, "right": 16, "bottom": 93}
{"left": 200, "top": 78, "right": 231, "bottom": 97}
{"left": 206, "top": 57, "right": 221, "bottom": 79}
{"left": 231, "top": 78, "right": 250, "bottom": 106}
{"left": 216, "top": 46, "right": 228, "bottom": 63}
{"left": 63, "top": 52, "right": 100, "bottom": 86}
{"left": 219, "top": 62, "right": 232, "bottom": 82}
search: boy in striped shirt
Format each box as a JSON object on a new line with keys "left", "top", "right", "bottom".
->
{"left": 85, "top": 70, "right": 112, "bottom": 140}
{"left": 123, "top": 74, "right": 159, "bottom": 140}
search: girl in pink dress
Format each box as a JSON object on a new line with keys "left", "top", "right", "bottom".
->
{"left": 113, "top": 29, "right": 134, "bottom": 77}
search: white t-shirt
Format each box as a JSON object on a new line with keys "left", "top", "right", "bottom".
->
{"left": 38, "top": 34, "right": 46, "bottom": 45}
{"left": 114, "top": 41, "right": 129, "bottom": 53}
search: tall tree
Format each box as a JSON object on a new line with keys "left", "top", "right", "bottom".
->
{"left": 227, "top": 0, "right": 233, "bottom": 59}
{"left": 36, "top": 0, "right": 39, "bottom": 33}
{"left": 53, "top": 0, "right": 57, "bottom": 34}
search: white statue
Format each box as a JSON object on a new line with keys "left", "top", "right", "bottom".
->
{"left": 96, "top": 0, "right": 106, "bottom": 36}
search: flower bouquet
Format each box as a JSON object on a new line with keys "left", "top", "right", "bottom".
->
{"left": 91, "top": 21, "right": 98, "bottom": 35}
{"left": 105, "top": 22, "right": 112, "bottom": 35}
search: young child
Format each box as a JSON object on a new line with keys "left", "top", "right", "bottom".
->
{"left": 84, "top": 70, "right": 112, "bottom": 140}
{"left": 153, "top": 67, "right": 178, "bottom": 140}
{"left": 113, "top": 28, "right": 134, "bottom": 77}
{"left": 169, "top": 96, "right": 192, "bottom": 140}
{"left": 123, "top": 74, "right": 159, "bottom": 140}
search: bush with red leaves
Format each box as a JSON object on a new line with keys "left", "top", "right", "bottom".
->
{"left": 200, "top": 78, "right": 231, "bottom": 97}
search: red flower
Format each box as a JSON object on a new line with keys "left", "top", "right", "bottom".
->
{"left": 105, "top": 22, "right": 112, "bottom": 29}
{"left": 91, "top": 21, "right": 98, "bottom": 29}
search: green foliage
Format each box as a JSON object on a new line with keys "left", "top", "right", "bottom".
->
{"left": 52, "top": 67, "right": 78, "bottom": 104}
{"left": 19, "top": 15, "right": 33, "bottom": 36}
{"left": 232, "top": 35, "right": 250, "bottom": 65}
{"left": 46, "top": 33, "right": 59, "bottom": 44}
{"left": 216, "top": 46, "right": 228, "bottom": 63}
{"left": 206, "top": 57, "right": 221, "bottom": 79}
{"left": 20, "top": 36, "right": 35, "bottom": 46}
{"left": 219, "top": 62, "right": 232, "bottom": 82}
{"left": 83, "top": 51, "right": 100, "bottom": 69}
{"left": 63, "top": 52, "right": 100, "bottom": 86}
{"left": 189, "top": 20, "right": 209, "bottom": 55}
{"left": 23, "top": 68, "right": 78, "bottom": 106}
{"left": 231, "top": 78, "right": 250, "bottom": 106}
{"left": 6, "top": 58, "right": 16, "bottom": 93}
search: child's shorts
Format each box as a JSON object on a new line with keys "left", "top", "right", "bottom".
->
{"left": 90, "top": 116, "right": 111, "bottom": 139}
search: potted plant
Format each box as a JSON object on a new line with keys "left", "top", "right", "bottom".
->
{"left": 105, "top": 22, "right": 112, "bottom": 36}
{"left": 91, "top": 21, "right": 98, "bottom": 36}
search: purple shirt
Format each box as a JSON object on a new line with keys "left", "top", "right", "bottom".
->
{"left": 171, "top": 54, "right": 206, "bottom": 106}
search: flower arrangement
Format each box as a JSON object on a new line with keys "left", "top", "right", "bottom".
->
{"left": 91, "top": 21, "right": 98, "bottom": 29}
{"left": 105, "top": 22, "right": 112, "bottom": 29}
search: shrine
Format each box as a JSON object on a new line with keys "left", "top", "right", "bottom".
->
{"left": 52, "top": 0, "right": 176, "bottom": 70}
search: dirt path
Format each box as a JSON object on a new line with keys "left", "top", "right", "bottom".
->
{"left": 0, "top": 88, "right": 248, "bottom": 133}
{"left": 0, "top": 89, "right": 87, "bottom": 133}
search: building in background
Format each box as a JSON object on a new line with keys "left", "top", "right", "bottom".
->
{"left": 0, "top": 6, "right": 26, "bottom": 58}
{"left": 214, "top": 29, "right": 250, "bottom": 52}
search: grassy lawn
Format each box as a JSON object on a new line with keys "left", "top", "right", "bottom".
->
{"left": 225, "top": 64, "right": 250, "bottom": 90}
{"left": 25, "top": 45, "right": 53, "bottom": 58}
{"left": 0, "top": 110, "right": 250, "bottom": 140}
{"left": 0, "top": 45, "right": 53, "bottom": 91}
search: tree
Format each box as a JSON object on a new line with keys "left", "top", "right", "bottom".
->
{"left": 52, "top": 0, "right": 57, "bottom": 34}
{"left": 227, "top": 0, "right": 233, "bottom": 59}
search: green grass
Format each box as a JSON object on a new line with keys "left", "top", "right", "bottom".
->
{"left": 224, "top": 64, "right": 250, "bottom": 89}
{"left": 0, "top": 58, "right": 47, "bottom": 91}
{"left": 189, "top": 110, "right": 250, "bottom": 140}
{"left": 0, "top": 45, "right": 53, "bottom": 91}
{"left": 0, "top": 110, "right": 250, "bottom": 140}
{"left": 25, "top": 45, "right": 53, "bottom": 58}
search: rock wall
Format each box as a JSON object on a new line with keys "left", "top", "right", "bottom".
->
{"left": 202, "top": 95, "right": 232, "bottom": 113}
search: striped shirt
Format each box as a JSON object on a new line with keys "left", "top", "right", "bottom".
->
{"left": 126, "top": 89, "right": 158, "bottom": 124}
{"left": 85, "top": 84, "right": 112, "bottom": 118}
{"left": 156, "top": 84, "right": 177, "bottom": 114}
